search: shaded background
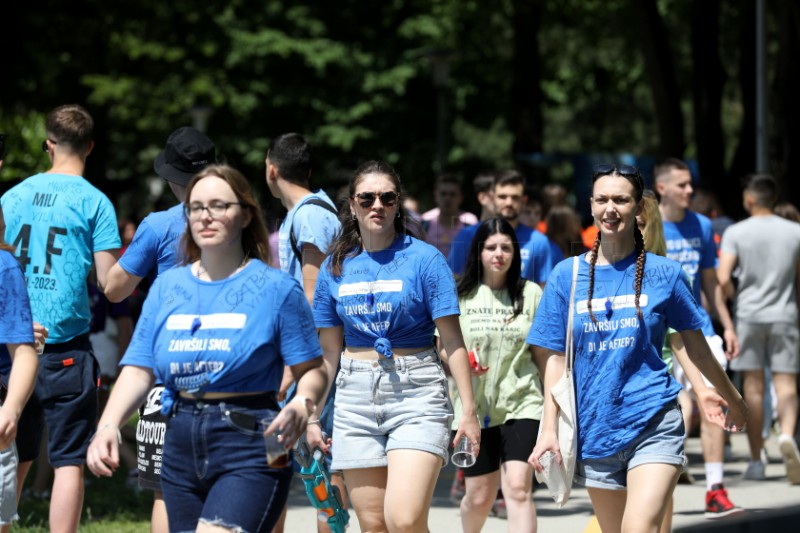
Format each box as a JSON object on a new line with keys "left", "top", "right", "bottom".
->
{"left": 2, "top": 0, "right": 799, "bottom": 225}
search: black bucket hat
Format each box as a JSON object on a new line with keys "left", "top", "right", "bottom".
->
{"left": 154, "top": 127, "right": 216, "bottom": 186}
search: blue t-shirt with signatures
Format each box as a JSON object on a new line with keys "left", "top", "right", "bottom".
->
{"left": 526, "top": 252, "right": 705, "bottom": 460}
{"left": 118, "top": 203, "right": 185, "bottom": 279}
{"left": 0, "top": 250, "right": 35, "bottom": 376}
{"left": 121, "top": 260, "right": 322, "bottom": 414}
{"left": 1, "top": 173, "right": 121, "bottom": 343}
{"left": 279, "top": 190, "right": 340, "bottom": 284}
{"left": 448, "top": 222, "right": 559, "bottom": 284}
{"left": 313, "top": 234, "right": 460, "bottom": 357}
{"left": 662, "top": 210, "right": 717, "bottom": 336}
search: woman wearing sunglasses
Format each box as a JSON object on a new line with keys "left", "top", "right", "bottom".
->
{"left": 310, "top": 160, "right": 480, "bottom": 532}
{"left": 527, "top": 165, "right": 747, "bottom": 532}
{"left": 87, "top": 165, "right": 326, "bottom": 533}
{"left": 437, "top": 217, "right": 544, "bottom": 532}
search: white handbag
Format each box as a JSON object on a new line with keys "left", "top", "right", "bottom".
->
{"left": 535, "top": 256, "right": 579, "bottom": 507}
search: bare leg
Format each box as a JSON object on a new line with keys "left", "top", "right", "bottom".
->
{"left": 742, "top": 370, "right": 766, "bottom": 461}
{"left": 342, "top": 467, "right": 388, "bottom": 533}
{"left": 587, "top": 487, "right": 626, "bottom": 533}
{"left": 499, "top": 460, "right": 536, "bottom": 533}
{"left": 773, "top": 372, "right": 799, "bottom": 438}
{"left": 624, "top": 464, "right": 680, "bottom": 533}
{"left": 660, "top": 495, "right": 674, "bottom": 533}
{"left": 385, "top": 450, "right": 442, "bottom": 533}
{"left": 151, "top": 492, "right": 169, "bottom": 533}
{"left": 49, "top": 464, "right": 84, "bottom": 533}
{"left": 459, "top": 470, "right": 500, "bottom": 533}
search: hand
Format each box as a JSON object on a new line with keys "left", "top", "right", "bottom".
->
{"left": 724, "top": 397, "right": 748, "bottom": 433}
{"left": 452, "top": 414, "right": 481, "bottom": 458}
{"left": 306, "top": 421, "right": 331, "bottom": 455}
{"left": 470, "top": 365, "right": 489, "bottom": 377}
{"left": 528, "top": 429, "right": 560, "bottom": 473}
{"left": 86, "top": 425, "right": 121, "bottom": 477}
{"left": 723, "top": 328, "right": 739, "bottom": 359}
{"left": 0, "top": 409, "right": 18, "bottom": 451}
{"left": 694, "top": 387, "right": 728, "bottom": 430}
{"left": 277, "top": 370, "right": 295, "bottom": 402}
{"left": 33, "top": 322, "right": 49, "bottom": 352}
{"left": 264, "top": 402, "right": 308, "bottom": 451}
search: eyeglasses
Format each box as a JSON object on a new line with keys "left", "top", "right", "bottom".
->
{"left": 184, "top": 201, "right": 242, "bottom": 219}
{"left": 353, "top": 191, "right": 399, "bottom": 209}
{"left": 592, "top": 164, "right": 641, "bottom": 180}
{"left": 41, "top": 139, "right": 57, "bottom": 152}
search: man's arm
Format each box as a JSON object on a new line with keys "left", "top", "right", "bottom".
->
{"left": 94, "top": 249, "right": 121, "bottom": 292}
{"left": 717, "top": 251, "right": 738, "bottom": 301}
{"left": 700, "top": 267, "right": 738, "bottom": 358}
{"left": 796, "top": 257, "right": 800, "bottom": 330}
{"left": 104, "top": 262, "right": 143, "bottom": 303}
{"left": 300, "top": 243, "right": 326, "bottom": 307}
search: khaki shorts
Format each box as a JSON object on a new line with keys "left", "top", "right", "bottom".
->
{"left": 730, "top": 322, "right": 800, "bottom": 374}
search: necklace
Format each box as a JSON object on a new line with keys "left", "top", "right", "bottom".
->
{"left": 191, "top": 255, "right": 249, "bottom": 334}
{"left": 604, "top": 267, "right": 630, "bottom": 319}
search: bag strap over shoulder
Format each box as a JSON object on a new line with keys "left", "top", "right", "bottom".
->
{"left": 290, "top": 198, "right": 339, "bottom": 262}
{"left": 565, "top": 256, "right": 579, "bottom": 376}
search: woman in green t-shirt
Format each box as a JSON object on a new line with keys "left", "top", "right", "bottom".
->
{"left": 438, "top": 217, "right": 545, "bottom": 533}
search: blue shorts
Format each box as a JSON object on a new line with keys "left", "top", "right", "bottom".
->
{"left": 575, "top": 402, "right": 686, "bottom": 490}
{"left": 36, "top": 335, "right": 99, "bottom": 468}
{"left": 331, "top": 349, "right": 453, "bottom": 471}
{"left": 162, "top": 394, "right": 292, "bottom": 533}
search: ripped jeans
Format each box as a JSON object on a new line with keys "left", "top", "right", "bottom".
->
{"left": 162, "top": 394, "right": 292, "bottom": 533}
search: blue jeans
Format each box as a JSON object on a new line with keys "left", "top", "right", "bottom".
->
{"left": 162, "top": 395, "right": 292, "bottom": 533}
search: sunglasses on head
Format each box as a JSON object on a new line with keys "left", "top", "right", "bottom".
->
{"left": 592, "top": 164, "right": 641, "bottom": 180}
{"left": 353, "top": 191, "right": 399, "bottom": 208}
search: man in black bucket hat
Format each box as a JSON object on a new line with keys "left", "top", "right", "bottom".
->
{"left": 103, "top": 125, "right": 216, "bottom": 533}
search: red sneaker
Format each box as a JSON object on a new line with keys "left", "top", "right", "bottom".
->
{"left": 704, "top": 484, "right": 743, "bottom": 518}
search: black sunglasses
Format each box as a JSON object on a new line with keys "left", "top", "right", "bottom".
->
{"left": 353, "top": 191, "right": 399, "bottom": 208}
{"left": 592, "top": 164, "right": 641, "bottom": 180}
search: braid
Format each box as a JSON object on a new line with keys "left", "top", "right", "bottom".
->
{"left": 329, "top": 213, "right": 363, "bottom": 276}
{"left": 587, "top": 233, "right": 601, "bottom": 323}
{"left": 633, "top": 224, "right": 646, "bottom": 320}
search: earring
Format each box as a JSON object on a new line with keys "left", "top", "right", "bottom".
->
{"left": 351, "top": 212, "right": 356, "bottom": 220}
{"left": 396, "top": 211, "right": 401, "bottom": 219}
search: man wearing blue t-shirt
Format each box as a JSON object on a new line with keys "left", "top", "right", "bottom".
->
{"left": 103, "top": 126, "right": 216, "bottom": 533}
{"left": 656, "top": 157, "right": 741, "bottom": 517}
{"left": 265, "top": 133, "right": 342, "bottom": 533}
{"left": 448, "top": 169, "right": 561, "bottom": 284}
{"left": 1, "top": 104, "right": 121, "bottom": 533}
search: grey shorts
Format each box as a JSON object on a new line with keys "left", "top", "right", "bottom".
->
{"left": 331, "top": 349, "right": 454, "bottom": 471}
{"left": 730, "top": 321, "right": 800, "bottom": 374}
{"left": 0, "top": 442, "right": 19, "bottom": 525}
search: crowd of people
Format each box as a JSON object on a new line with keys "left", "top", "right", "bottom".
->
{"left": 0, "top": 104, "right": 799, "bottom": 533}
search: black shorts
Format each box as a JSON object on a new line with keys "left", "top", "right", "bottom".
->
{"left": 451, "top": 418, "right": 539, "bottom": 477}
{"left": 137, "top": 386, "right": 167, "bottom": 492}
{"left": 13, "top": 391, "right": 44, "bottom": 463}
{"left": 36, "top": 335, "right": 99, "bottom": 468}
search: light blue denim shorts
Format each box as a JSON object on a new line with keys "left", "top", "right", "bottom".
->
{"left": 575, "top": 402, "right": 686, "bottom": 490}
{"left": 331, "top": 349, "right": 454, "bottom": 470}
{"left": 0, "top": 442, "right": 19, "bottom": 526}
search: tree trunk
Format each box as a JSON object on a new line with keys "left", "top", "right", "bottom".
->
{"left": 630, "top": 0, "right": 685, "bottom": 158}
{"left": 773, "top": 0, "right": 800, "bottom": 208}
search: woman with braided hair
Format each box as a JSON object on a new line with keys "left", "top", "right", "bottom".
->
{"left": 526, "top": 165, "right": 747, "bottom": 532}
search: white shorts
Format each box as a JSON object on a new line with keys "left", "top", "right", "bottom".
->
{"left": 0, "top": 442, "right": 19, "bottom": 525}
{"left": 672, "top": 335, "right": 727, "bottom": 391}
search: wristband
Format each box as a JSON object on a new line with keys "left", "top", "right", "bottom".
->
{"left": 307, "top": 419, "right": 321, "bottom": 426}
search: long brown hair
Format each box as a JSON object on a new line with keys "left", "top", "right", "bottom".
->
{"left": 587, "top": 166, "right": 646, "bottom": 322}
{"left": 327, "top": 160, "right": 412, "bottom": 276}
{"left": 180, "top": 165, "right": 271, "bottom": 265}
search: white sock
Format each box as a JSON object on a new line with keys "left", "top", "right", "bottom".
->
{"left": 705, "top": 462, "right": 723, "bottom": 490}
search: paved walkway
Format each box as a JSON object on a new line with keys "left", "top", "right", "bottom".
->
{"left": 283, "top": 432, "right": 800, "bottom": 532}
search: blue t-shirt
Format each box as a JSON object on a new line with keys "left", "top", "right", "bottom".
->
{"left": 0, "top": 250, "right": 35, "bottom": 376}
{"left": 662, "top": 211, "right": 717, "bottom": 336}
{"left": 526, "top": 252, "right": 705, "bottom": 460}
{"left": 121, "top": 260, "right": 322, "bottom": 414}
{"left": 1, "top": 173, "right": 121, "bottom": 343}
{"left": 448, "top": 223, "right": 559, "bottom": 283}
{"left": 118, "top": 203, "right": 185, "bottom": 279}
{"left": 279, "top": 190, "right": 340, "bottom": 285}
{"left": 313, "top": 234, "right": 459, "bottom": 357}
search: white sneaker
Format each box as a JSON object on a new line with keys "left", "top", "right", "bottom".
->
{"left": 777, "top": 433, "right": 800, "bottom": 484}
{"left": 743, "top": 460, "right": 766, "bottom": 480}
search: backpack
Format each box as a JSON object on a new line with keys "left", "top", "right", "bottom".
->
{"left": 290, "top": 198, "right": 339, "bottom": 263}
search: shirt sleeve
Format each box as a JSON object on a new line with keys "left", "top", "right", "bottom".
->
{"left": 530, "top": 234, "right": 556, "bottom": 284}
{"left": 294, "top": 204, "right": 339, "bottom": 255}
{"left": 718, "top": 226, "right": 738, "bottom": 256}
{"left": 526, "top": 265, "right": 568, "bottom": 352}
{"left": 312, "top": 260, "right": 343, "bottom": 328}
{"left": 699, "top": 217, "right": 718, "bottom": 270}
{"left": 423, "top": 252, "right": 460, "bottom": 320}
{"left": 120, "top": 279, "right": 160, "bottom": 369}
{"left": 118, "top": 219, "right": 160, "bottom": 277}
{"left": 0, "top": 264, "right": 34, "bottom": 344}
{"left": 91, "top": 194, "right": 123, "bottom": 252}
{"left": 665, "top": 269, "right": 707, "bottom": 332}
{"left": 276, "top": 281, "right": 323, "bottom": 366}
{"left": 447, "top": 227, "right": 472, "bottom": 275}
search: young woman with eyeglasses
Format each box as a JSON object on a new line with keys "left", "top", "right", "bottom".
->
{"left": 436, "top": 217, "right": 544, "bottom": 532}
{"left": 87, "top": 165, "right": 327, "bottom": 533}
{"left": 526, "top": 165, "right": 747, "bottom": 532}
{"left": 310, "top": 160, "right": 480, "bottom": 532}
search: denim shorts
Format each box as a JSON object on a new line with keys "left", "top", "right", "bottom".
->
{"left": 575, "top": 402, "right": 686, "bottom": 490}
{"left": 0, "top": 442, "right": 18, "bottom": 525}
{"left": 331, "top": 349, "right": 453, "bottom": 470}
{"left": 161, "top": 394, "right": 292, "bottom": 533}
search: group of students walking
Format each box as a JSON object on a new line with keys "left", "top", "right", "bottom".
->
{"left": 0, "top": 104, "right": 798, "bottom": 533}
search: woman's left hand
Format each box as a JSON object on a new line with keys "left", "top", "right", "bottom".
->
{"left": 724, "top": 396, "right": 749, "bottom": 433}
{"left": 452, "top": 414, "right": 481, "bottom": 458}
{"left": 264, "top": 402, "right": 308, "bottom": 451}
